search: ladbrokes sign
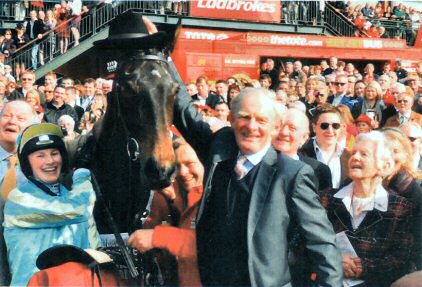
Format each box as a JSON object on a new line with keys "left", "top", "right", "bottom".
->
{"left": 190, "top": 0, "right": 280, "bottom": 23}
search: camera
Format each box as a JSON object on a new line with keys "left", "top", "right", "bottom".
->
{"left": 61, "top": 127, "right": 68, "bottom": 136}
{"left": 366, "top": 109, "right": 377, "bottom": 121}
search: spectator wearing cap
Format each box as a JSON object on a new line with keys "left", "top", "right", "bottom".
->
{"left": 355, "top": 114, "right": 373, "bottom": 134}
{"left": 385, "top": 86, "right": 422, "bottom": 128}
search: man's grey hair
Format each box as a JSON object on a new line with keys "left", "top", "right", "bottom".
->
{"left": 231, "top": 87, "right": 278, "bottom": 122}
{"left": 1, "top": 100, "right": 40, "bottom": 124}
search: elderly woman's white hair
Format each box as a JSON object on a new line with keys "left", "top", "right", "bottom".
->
{"left": 354, "top": 131, "right": 394, "bottom": 177}
{"left": 58, "top": 115, "right": 75, "bottom": 129}
{"left": 287, "top": 100, "right": 307, "bottom": 113}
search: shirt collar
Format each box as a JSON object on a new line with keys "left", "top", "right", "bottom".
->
{"left": 313, "top": 137, "right": 343, "bottom": 156}
{"left": 242, "top": 143, "right": 271, "bottom": 166}
{"left": 334, "top": 182, "right": 388, "bottom": 212}
{"left": 0, "top": 144, "right": 13, "bottom": 161}
{"left": 399, "top": 110, "right": 412, "bottom": 119}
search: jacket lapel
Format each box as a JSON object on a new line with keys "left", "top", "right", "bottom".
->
{"left": 248, "top": 147, "right": 277, "bottom": 238}
{"left": 333, "top": 203, "right": 354, "bottom": 232}
{"left": 353, "top": 210, "right": 383, "bottom": 235}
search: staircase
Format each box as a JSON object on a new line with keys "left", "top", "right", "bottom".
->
{"left": 6, "top": 1, "right": 187, "bottom": 80}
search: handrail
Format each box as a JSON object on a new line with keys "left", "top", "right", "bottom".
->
{"left": 12, "top": 16, "right": 75, "bottom": 56}
{"left": 324, "top": 2, "right": 359, "bottom": 37}
{"left": 7, "top": 1, "right": 148, "bottom": 75}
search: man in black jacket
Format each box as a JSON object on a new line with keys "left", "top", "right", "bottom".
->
{"left": 191, "top": 75, "right": 223, "bottom": 109}
{"left": 173, "top": 85, "right": 342, "bottom": 286}
{"left": 44, "top": 85, "right": 78, "bottom": 126}
{"left": 25, "top": 10, "right": 44, "bottom": 69}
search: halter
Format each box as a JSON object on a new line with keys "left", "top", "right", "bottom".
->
{"left": 116, "top": 51, "right": 168, "bottom": 162}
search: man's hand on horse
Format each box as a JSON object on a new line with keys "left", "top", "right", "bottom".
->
{"left": 158, "top": 185, "right": 176, "bottom": 201}
{"left": 143, "top": 17, "right": 158, "bottom": 34}
{"left": 128, "top": 229, "right": 155, "bottom": 253}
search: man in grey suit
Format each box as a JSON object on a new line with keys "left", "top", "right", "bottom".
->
{"left": 174, "top": 86, "right": 342, "bottom": 286}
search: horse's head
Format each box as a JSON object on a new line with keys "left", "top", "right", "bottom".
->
{"left": 112, "top": 50, "right": 179, "bottom": 189}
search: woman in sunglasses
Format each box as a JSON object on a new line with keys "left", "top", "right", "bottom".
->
{"left": 382, "top": 128, "right": 422, "bottom": 276}
{"left": 319, "top": 131, "right": 414, "bottom": 287}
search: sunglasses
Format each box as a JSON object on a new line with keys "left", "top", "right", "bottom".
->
{"left": 397, "top": 99, "right": 409, "bottom": 104}
{"left": 320, "top": 122, "right": 341, "bottom": 130}
{"left": 315, "top": 92, "right": 326, "bottom": 98}
{"left": 335, "top": 82, "right": 347, "bottom": 86}
{"left": 408, "top": 137, "right": 420, "bottom": 142}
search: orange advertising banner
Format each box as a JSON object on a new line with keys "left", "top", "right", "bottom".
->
{"left": 189, "top": 0, "right": 281, "bottom": 23}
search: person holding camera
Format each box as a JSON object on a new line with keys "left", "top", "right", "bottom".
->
{"left": 43, "top": 85, "right": 78, "bottom": 128}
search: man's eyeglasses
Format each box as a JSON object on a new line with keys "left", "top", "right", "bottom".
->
{"left": 327, "top": 82, "right": 335, "bottom": 86}
{"left": 335, "top": 82, "right": 347, "bottom": 86}
{"left": 408, "top": 137, "right": 420, "bottom": 142}
{"left": 397, "top": 99, "right": 409, "bottom": 104}
{"left": 320, "top": 122, "right": 341, "bottom": 130}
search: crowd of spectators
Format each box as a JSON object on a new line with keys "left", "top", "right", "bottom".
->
{"left": 331, "top": 1, "right": 422, "bottom": 42}
{"left": 0, "top": 51, "right": 422, "bottom": 285}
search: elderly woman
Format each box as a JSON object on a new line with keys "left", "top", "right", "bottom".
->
{"left": 352, "top": 81, "right": 385, "bottom": 125}
{"left": 320, "top": 131, "right": 414, "bottom": 287}
{"left": 383, "top": 128, "right": 422, "bottom": 271}
{"left": 58, "top": 114, "right": 79, "bottom": 141}
{"left": 3, "top": 123, "right": 100, "bottom": 286}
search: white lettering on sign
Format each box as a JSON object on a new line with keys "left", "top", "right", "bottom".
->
{"left": 269, "top": 35, "right": 323, "bottom": 46}
{"left": 363, "top": 40, "right": 383, "bottom": 49}
{"left": 185, "top": 31, "right": 230, "bottom": 40}
{"left": 197, "top": 0, "right": 276, "bottom": 13}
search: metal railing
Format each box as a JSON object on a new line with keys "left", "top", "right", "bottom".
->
{"left": 324, "top": 2, "right": 357, "bottom": 37}
{"left": 6, "top": 1, "right": 190, "bottom": 78}
{"left": 281, "top": 1, "right": 322, "bottom": 25}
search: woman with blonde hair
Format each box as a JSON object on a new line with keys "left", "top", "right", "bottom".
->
{"left": 352, "top": 81, "right": 385, "bottom": 126}
{"left": 26, "top": 89, "right": 44, "bottom": 121}
{"left": 338, "top": 104, "right": 358, "bottom": 151}
{"left": 383, "top": 128, "right": 422, "bottom": 272}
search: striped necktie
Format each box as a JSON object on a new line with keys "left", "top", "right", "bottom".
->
{"left": 234, "top": 155, "right": 248, "bottom": 180}
{"left": 1, "top": 155, "right": 18, "bottom": 199}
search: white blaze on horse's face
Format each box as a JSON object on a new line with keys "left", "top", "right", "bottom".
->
{"left": 151, "top": 70, "right": 162, "bottom": 78}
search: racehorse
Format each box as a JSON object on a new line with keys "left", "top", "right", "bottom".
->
{"left": 90, "top": 48, "right": 179, "bottom": 234}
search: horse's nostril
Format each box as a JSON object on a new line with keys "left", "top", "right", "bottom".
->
{"left": 145, "top": 158, "right": 176, "bottom": 189}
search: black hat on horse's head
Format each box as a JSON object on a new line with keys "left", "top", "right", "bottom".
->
{"left": 94, "top": 11, "right": 168, "bottom": 50}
